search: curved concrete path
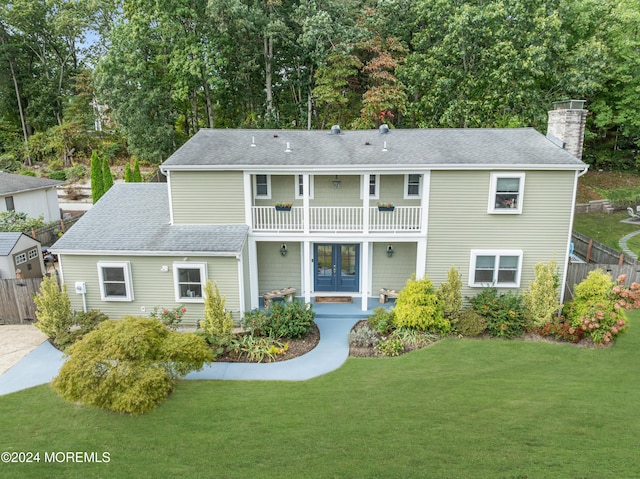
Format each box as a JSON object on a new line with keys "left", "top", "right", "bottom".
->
{"left": 0, "top": 318, "right": 358, "bottom": 396}
{"left": 619, "top": 230, "right": 640, "bottom": 260}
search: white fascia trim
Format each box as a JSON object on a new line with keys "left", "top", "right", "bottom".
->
{"left": 52, "top": 250, "right": 241, "bottom": 257}
{"left": 161, "top": 163, "right": 588, "bottom": 173}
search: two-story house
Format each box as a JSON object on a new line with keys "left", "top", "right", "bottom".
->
{"left": 52, "top": 103, "right": 588, "bottom": 325}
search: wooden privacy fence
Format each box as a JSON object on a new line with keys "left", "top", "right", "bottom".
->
{"left": 0, "top": 278, "right": 42, "bottom": 324}
{"left": 29, "top": 214, "right": 84, "bottom": 246}
{"left": 571, "top": 231, "right": 636, "bottom": 266}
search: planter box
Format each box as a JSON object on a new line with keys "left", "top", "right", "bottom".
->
{"left": 275, "top": 206, "right": 292, "bottom": 211}
{"left": 378, "top": 206, "right": 395, "bottom": 212}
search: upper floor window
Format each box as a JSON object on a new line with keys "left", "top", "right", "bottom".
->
{"left": 97, "top": 261, "right": 134, "bottom": 301}
{"left": 489, "top": 173, "right": 525, "bottom": 214}
{"left": 404, "top": 174, "right": 422, "bottom": 199}
{"left": 469, "top": 250, "right": 522, "bottom": 288}
{"left": 254, "top": 174, "right": 271, "bottom": 199}
{"left": 361, "top": 175, "right": 379, "bottom": 199}
{"left": 5, "top": 196, "right": 15, "bottom": 211}
{"left": 295, "top": 175, "right": 314, "bottom": 199}
{"left": 173, "top": 262, "right": 207, "bottom": 302}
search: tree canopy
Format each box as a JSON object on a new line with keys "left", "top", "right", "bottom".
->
{"left": 0, "top": 0, "right": 638, "bottom": 169}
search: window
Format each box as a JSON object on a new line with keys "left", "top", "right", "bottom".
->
{"left": 404, "top": 174, "right": 422, "bottom": 198}
{"left": 254, "top": 174, "right": 271, "bottom": 199}
{"left": 14, "top": 252, "right": 26, "bottom": 265}
{"left": 97, "top": 261, "right": 133, "bottom": 301}
{"left": 489, "top": 173, "right": 525, "bottom": 214}
{"left": 5, "top": 196, "right": 15, "bottom": 211}
{"left": 469, "top": 250, "right": 523, "bottom": 287}
{"left": 295, "top": 175, "right": 314, "bottom": 199}
{"left": 173, "top": 263, "right": 207, "bottom": 302}
{"left": 28, "top": 248, "right": 38, "bottom": 260}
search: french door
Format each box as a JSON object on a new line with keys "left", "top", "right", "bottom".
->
{"left": 314, "top": 243, "right": 359, "bottom": 292}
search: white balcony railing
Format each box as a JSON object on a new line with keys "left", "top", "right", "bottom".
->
{"left": 252, "top": 206, "right": 422, "bottom": 232}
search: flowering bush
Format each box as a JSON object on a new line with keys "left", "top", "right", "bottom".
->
{"left": 565, "top": 271, "right": 640, "bottom": 345}
{"left": 537, "top": 319, "right": 584, "bottom": 343}
{"left": 150, "top": 305, "right": 186, "bottom": 330}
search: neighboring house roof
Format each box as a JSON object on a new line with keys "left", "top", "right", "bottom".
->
{"left": 51, "top": 184, "right": 248, "bottom": 255}
{"left": 161, "top": 127, "right": 588, "bottom": 172}
{"left": 0, "top": 232, "right": 23, "bottom": 255}
{"left": 0, "top": 172, "right": 64, "bottom": 196}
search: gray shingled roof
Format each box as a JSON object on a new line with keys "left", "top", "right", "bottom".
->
{"left": 161, "top": 127, "right": 587, "bottom": 171}
{"left": 51, "top": 184, "right": 248, "bottom": 255}
{"left": 0, "top": 232, "right": 22, "bottom": 256}
{"left": 0, "top": 172, "right": 64, "bottom": 195}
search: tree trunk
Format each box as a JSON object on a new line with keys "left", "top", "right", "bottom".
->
{"left": 191, "top": 88, "right": 199, "bottom": 133}
{"left": 202, "top": 73, "right": 214, "bottom": 128}
{"left": 264, "top": 35, "right": 274, "bottom": 122}
{"left": 0, "top": 33, "right": 31, "bottom": 165}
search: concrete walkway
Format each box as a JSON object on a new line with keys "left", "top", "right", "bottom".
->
{"left": 0, "top": 317, "right": 360, "bottom": 396}
{"left": 619, "top": 230, "right": 640, "bottom": 260}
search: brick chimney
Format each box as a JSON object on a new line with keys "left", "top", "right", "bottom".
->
{"left": 546, "top": 100, "right": 588, "bottom": 160}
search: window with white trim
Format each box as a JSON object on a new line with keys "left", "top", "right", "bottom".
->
{"left": 14, "top": 252, "right": 26, "bottom": 265}
{"left": 97, "top": 261, "right": 134, "bottom": 301}
{"left": 173, "top": 263, "right": 207, "bottom": 302}
{"left": 469, "top": 250, "right": 523, "bottom": 287}
{"left": 404, "top": 174, "right": 422, "bottom": 198}
{"left": 489, "top": 173, "right": 525, "bottom": 213}
{"left": 359, "top": 175, "right": 380, "bottom": 199}
{"left": 295, "top": 174, "right": 314, "bottom": 199}
{"left": 28, "top": 248, "right": 38, "bottom": 260}
{"left": 254, "top": 174, "right": 271, "bottom": 199}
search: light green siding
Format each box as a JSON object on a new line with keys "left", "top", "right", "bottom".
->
{"left": 257, "top": 242, "right": 301, "bottom": 293}
{"left": 312, "top": 175, "right": 362, "bottom": 207}
{"left": 255, "top": 175, "right": 299, "bottom": 207}
{"left": 371, "top": 242, "right": 416, "bottom": 292}
{"left": 59, "top": 254, "right": 242, "bottom": 326}
{"left": 426, "top": 170, "right": 575, "bottom": 299}
{"left": 170, "top": 171, "right": 245, "bottom": 224}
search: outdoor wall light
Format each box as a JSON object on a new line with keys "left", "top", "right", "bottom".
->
{"left": 332, "top": 175, "right": 341, "bottom": 188}
{"left": 160, "top": 265, "right": 169, "bottom": 272}
{"left": 280, "top": 243, "right": 288, "bottom": 257}
{"left": 386, "top": 244, "right": 394, "bottom": 257}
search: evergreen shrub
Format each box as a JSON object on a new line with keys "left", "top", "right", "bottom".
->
{"left": 394, "top": 277, "right": 449, "bottom": 333}
{"left": 471, "top": 288, "right": 529, "bottom": 338}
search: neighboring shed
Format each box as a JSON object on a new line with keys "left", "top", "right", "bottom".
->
{"left": 0, "top": 172, "right": 64, "bottom": 222}
{"left": 0, "top": 232, "right": 45, "bottom": 279}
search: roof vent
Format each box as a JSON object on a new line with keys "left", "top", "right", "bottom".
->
{"left": 331, "top": 125, "right": 341, "bottom": 135}
{"left": 379, "top": 124, "right": 390, "bottom": 134}
{"left": 285, "top": 142, "right": 292, "bottom": 153}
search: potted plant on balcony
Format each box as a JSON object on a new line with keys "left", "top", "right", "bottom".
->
{"left": 275, "top": 201, "right": 293, "bottom": 211}
{"left": 377, "top": 201, "right": 395, "bottom": 212}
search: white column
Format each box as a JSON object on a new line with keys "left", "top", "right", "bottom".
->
{"left": 248, "top": 238, "right": 259, "bottom": 310}
{"left": 361, "top": 241, "right": 370, "bottom": 311}
{"left": 416, "top": 237, "right": 427, "bottom": 280}
{"left": 237, "top": 254, "right": 245, "bottom": 317}
{"left": 362, "top": 173, "right": 370, "bottom": 234}
{"left": 303, "top": 174, "right": 310, "bottom": 234}
{"left": 303, "top": 240, "right": 312, "bottom": 303}
{"left": 243, "top": 172, "right": 253, "bottom": 228}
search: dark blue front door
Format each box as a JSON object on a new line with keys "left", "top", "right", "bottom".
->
{"left": 314, "top": 244, "right": 359, "bottom": 292}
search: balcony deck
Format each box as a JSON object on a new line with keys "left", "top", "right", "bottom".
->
{"left": 252, "top": 206, "right": 422, "bottom": 233}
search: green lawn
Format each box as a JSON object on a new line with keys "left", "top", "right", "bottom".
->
{"left": 3, "top": 311, "right": 640, "bottom": 478}
{"left": 573, "top": 211, "right": 640, "bottom": 252}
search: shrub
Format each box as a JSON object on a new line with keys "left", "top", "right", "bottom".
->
{"left": 471, "top": 288, "right": 529, "bottom": 338}
{"left": 242, "top": 301, "right": 315, "bottom": 339}
{"left": 348, "top": 324, "right": 380, "bottom": 348}
{"left": 229, "top": 334, "right": 289, "bottom": 362}
{"left": 390, "top": 328, "right": 438, "bottom": 349}
{"left": 436, "top": 265, "right": 463, "bottom": 319}
{"left": 537, "top": 319, "right": 584, "bottom": 343}
{"left": 376, "top": 338, "right": 404, "bottom": 357}
{"left": 150, "top": 305, "right": 186, "bottom": 330}
{"left": 199, "top": 281, "right": 234, "bottom": 355}
{"left": 367, "top": 307, "right": 395, "bottom": 334}
{"left": 564, "top": 270, "right": 639, "bottom": 344}
{"left": 394, "top": 277, "right": 449, "bottom": 333}
{"left": 33, "top": 275, "right": 74, "bottom": 339}
{"left": 48, "top": 170, "right": 66, "bottom": 181}
{"left": 523, "top": 260, "right": 560, "bottom": 327}
{"left": 51, "top": 317, "right": 212, "bottom": 414}
{"left": 55, "top": 309, "right": 109, "bottom": 350}
{"left": 454, "top": 309, "right": 487, "bottom": 337}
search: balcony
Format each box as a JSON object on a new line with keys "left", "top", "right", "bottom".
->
{"left": 251, "top": 206, "right": 422, "bottom": 233}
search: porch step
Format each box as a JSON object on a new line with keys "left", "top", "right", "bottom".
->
{"left": 315, "top": 312, "right": 370, "bottom": 320}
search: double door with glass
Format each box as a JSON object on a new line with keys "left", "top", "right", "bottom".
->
{"left": 314, "top": 243, "right": 359, "bottom": 292}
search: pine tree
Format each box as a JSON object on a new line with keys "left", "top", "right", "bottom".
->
{"left": 133, "top": 158, "right": 142, "bottom": 182}
{"left": 90, "top": 150, "right": 104, "bottom": 203}
{"left": 102, "top": 158, "right": 114, "bottom": 193}
{"left": 124, "top": 163, "right": 133, "bottom": 182}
